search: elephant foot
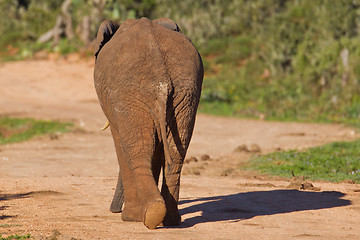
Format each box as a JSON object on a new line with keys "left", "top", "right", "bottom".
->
{"left": 143, "top": 200, "right": 166, "bottom": 229}
{"left": 121, "top": 205, "right": 142, "bottom": 222}
{"left": 162, "top": 210, "right": 181, "bottom": 226}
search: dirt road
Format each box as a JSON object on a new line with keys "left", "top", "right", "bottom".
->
{"left": 1, "top": 59, "right": 359, "bottom": 239}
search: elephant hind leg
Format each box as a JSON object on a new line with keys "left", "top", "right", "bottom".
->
{"left": 142, "top": 142, "right": 167, "bottom": 229}
{"left": 110, "top": 113, "right": 166, "bottom": 228}
{"left": 161, "top": 162, "right": 182, "bottom": 226}
{"left": 110, "top": 170, "right": 124, "bottom": 213}
{"left": 161, "top": 96, "right": 199, "bottom": 226}
{"left": 110, "top": 125, "right": 142, "bottom": 221}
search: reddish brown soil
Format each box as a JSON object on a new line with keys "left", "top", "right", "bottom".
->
{"left": 0, "top": 58, "right": 360, "bottom": 239}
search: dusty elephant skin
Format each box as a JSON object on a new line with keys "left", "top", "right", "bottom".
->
{"left": 93, "top": 17, "right": 204, "bottom": 229}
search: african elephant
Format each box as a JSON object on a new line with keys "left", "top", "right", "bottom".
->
{"left": 94, "top": 17, "right": 203, "bottom": 229}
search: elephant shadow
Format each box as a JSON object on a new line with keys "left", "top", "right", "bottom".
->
{"left": 177, "top": 189, "right": 350, "bottom": 228}
{"left": 0, "top": 192, "right": 32, "bottom": 220}
{"left": 0, "top": 191, "right": 61, "bottom": 220}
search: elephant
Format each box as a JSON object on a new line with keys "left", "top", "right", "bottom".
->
{"left": 93, "top": 17, "right": 203, "bottom": 229}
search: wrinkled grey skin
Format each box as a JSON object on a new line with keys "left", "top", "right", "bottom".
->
{"left": 94, "top": 17, "right": 203, "bottom": 229}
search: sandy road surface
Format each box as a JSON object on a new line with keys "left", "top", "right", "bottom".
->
{"left": 0, "top": 59, "right": 360, "bottom": 239}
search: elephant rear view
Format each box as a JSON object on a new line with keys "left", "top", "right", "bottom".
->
{"left": 94, "top": 17, "right": 203, "bottom": 229}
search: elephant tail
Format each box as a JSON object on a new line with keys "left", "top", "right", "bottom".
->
{"left": 159, "top": 108, "right": 172, "bottom": 166}
{"left": 158, "top": 82, "right": 173, "bottom": 166}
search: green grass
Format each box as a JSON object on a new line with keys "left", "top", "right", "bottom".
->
{"left": 198, "top": 102, "right": 237, "bottom": 117}
{"left": 199, "top": 100, "right": 360, "bottom": 129}
{"left": 0, "top": 225, "right": 22, "bottom": 228}
{"left": 247, "top": 139, "right": 360, "bottom": 183}
{"left": 0, "top": 117, "right": 72, "bottom": 145}
{"left": 0, "top": 234, "right": 31, "bottom": 240}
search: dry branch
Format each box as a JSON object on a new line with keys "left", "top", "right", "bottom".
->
{"left": 37, "top": 0, "right": 74, "bottom": 45}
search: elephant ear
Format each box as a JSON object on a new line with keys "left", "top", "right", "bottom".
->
{"left": 95, "top": 20, "right": 120, "bottom": 58}
{"left": 153, "top": 18, "right": 181, "bottom": 32}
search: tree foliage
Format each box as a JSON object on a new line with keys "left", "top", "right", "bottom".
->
{"left": 198, "top": 0, "right": 360, "bottom": 124}
{"left": 0, "top": 0, "right": 359, "bottom": 124}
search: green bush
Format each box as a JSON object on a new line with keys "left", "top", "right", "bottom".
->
{"left": 198, "top": 0, "right": 360, "bottom": 126}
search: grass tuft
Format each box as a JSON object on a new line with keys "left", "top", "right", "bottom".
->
{"left": 0, "top": 234, "right": 31, "bottom": 240}
{"left": 0, "top": 117, "right": 72, "bottom": 145}
{"left": 247, "top": 139, "right": 360, "bottom": 183}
